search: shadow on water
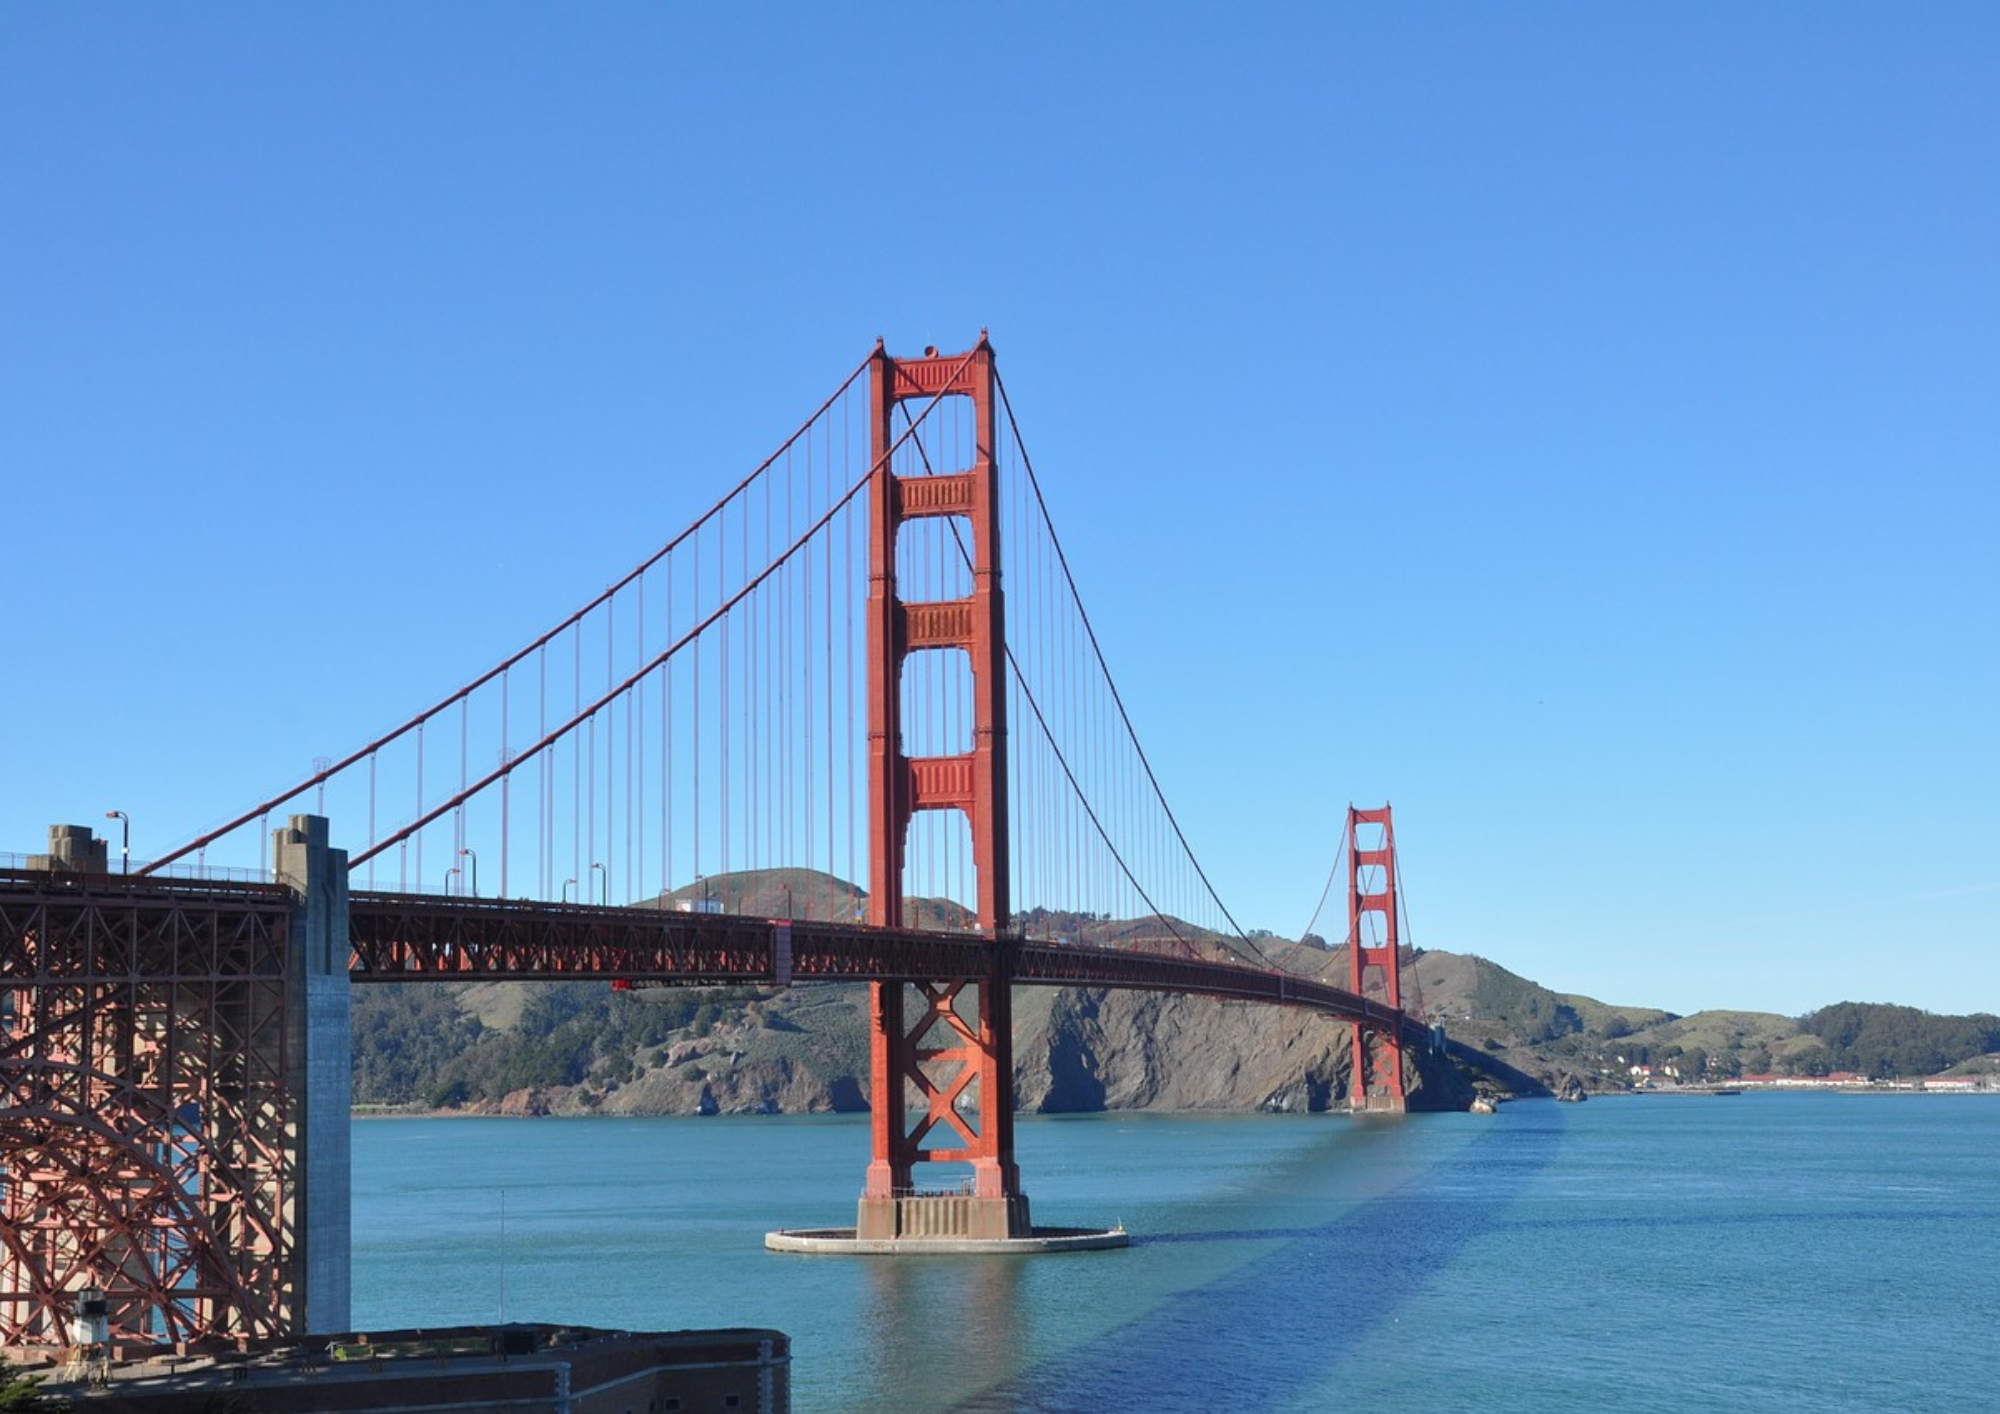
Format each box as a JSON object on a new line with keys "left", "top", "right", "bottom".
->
{"left": 948, "top": 1107, "right": 1567, "bottom": 1414}
{"left": 1128, "top": 1226, "right": 1356, "bottom": 1246}
{"left": 1498, "top": 1204, "right": 1998, "bottom": 1235}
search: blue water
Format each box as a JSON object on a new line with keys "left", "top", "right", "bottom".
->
{"left": 352, "top": 1096, "right": 2000, "bottom": 1412}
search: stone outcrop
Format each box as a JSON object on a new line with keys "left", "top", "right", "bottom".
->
{"left": 1016, "top": 987, "right": 1471, "bottom": 1114}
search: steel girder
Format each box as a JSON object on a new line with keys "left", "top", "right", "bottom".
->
{"left": 347, "top": 894, "right": 1008, "bottom": 985}
{"left": 347, "top": 892, "right": 1424, "bottom": 1045}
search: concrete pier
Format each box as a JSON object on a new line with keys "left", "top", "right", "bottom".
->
{"left": 857, "top": 1191, "right": 1031, "bottom": 1242}
{"left": 766, "top": 1224, "right": 1128, "bottom": 1256}
{"left": 274, "top": 814, "right": 352, "bottom": 1335}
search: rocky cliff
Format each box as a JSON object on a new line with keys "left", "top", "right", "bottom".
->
{"left": 365, "top": 974, "right": 1473, "bottom": 1119}
{"left": 1014, "top": 985, "right": 1469, "bottom": 1113}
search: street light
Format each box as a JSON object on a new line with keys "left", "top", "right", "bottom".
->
{"left": 590, "top": 861, "right": 606, "bottom": 905}
{"left": 459, "top": 848, "right": 478, "bottom": 898}
{"left": 103, "top": 811, "right": 129, "bottom": 874}
{"left": 562, "top": 877, "right": 577, "bottom": 904}
{"left": 445, "top": 865, "right": 461, "bottom": 896}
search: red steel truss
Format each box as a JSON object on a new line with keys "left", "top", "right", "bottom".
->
{"left": 352, "top": 896, "right": 1432, "bottom": 1040}
{"left": 1346, "top": 804, "right": 1407, "bottom": 1110}
{"left": 348, "top": 894, "right": 1009, "bottom": 984}
{"left": 346, "top": 892, "right": 1421, "bottom": 1044}
{"left": 0, "top": 872, "right": 298, "bottom": 1348}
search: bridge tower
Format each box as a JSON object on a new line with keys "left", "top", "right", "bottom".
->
{"left": 1347, "top": 804, "right": 1407, "bottom": 1111}
{"left": 857, "top": 336, "right": 1029, "bottom": 1241}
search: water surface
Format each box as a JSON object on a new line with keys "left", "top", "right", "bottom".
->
{"left": 353, "top": 1096, "right": 2000, "bottom": 1411}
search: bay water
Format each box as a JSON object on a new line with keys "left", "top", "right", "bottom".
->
{"left": 353, "top": 1095, "right": 2000, "bottom": 1412}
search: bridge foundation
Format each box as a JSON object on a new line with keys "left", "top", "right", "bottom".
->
{"left": 856, "top": 967, "right": 1028, "bottom": 1242}
{"left": 857, "top": 1193, "right": 1033, "bottom": 1242}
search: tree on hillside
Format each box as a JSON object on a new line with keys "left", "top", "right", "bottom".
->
{"left": 1798, "top": 1003, "right": 2000, "bottom": 1079}
{"left": 367, "top": 981, "right": 769, "bottom": 1110}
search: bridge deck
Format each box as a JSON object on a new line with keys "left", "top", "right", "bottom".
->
{"left": 3, "top": 874, "right": 1423, "bottom": 1041}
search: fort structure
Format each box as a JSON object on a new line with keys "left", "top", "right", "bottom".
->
{"left": 6, "top": 1323, "right": 788, "bottom": 1413}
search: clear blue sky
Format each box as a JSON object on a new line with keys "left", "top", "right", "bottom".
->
{"left": 4, "top": 5, "right": 1994, "bottom": 1018}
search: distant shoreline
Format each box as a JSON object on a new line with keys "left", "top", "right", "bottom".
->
{"left": 1608, "top": 1084, "right": 1996, "bottom": 1098}
{"left": 353, "top": 1087, "right": 1999, "bottom": 1124}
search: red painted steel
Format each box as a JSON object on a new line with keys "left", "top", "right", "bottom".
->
{"left": 344, "top": 891, "right": 1427, "bottom": 1044}
{"left": 0, "top": 871, "right": 299, "bottom": 1348}
{"left": 348, "top": 893, "right": 1014, "bottom": 984}
{"left": 1346, "top": 804, "right": 1407, "bottom": 1110}
{"left": 861, "top": 336, "right": 1024, "bottom": 1233}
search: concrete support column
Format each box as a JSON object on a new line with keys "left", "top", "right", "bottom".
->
{"left": 27, "top": 823, "right": 109, "bottom": 873}
{"left": 274, "top": 814, "right": 352, "bottom": 1335}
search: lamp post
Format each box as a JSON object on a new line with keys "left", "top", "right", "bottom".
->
{"left": 104, "top": 810, "right": 129, "bottom": 874}
{"left": 590, "top": 861, "right": 606, "bottom": 905}
{"left": 562, "top": 877, "right": 577, "bottom": 905}
{"left": 445, "top": 865, "right": 461, "bottom": 896}
{"left": 459, "top": 847, "right": 478, "bottom": 898}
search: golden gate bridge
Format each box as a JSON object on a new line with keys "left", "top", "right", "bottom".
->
{"left": 1, "top": 337, "right": 1431, "bottom": 1350}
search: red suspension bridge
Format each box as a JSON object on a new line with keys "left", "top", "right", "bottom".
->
{"left": 2, "top": 337, "right": 1436, "bottom": 1351}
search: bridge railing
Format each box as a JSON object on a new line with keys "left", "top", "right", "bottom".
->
{"left": 0, "top": 864, "right": 287, "bottom": 897}
{"left": 0, "top": 852, "right": 282, "bottom": 884}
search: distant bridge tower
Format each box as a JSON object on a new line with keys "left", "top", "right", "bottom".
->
{"left": 858, "top": 336, "right": 1028, "bottom": 1240}
{"left": 1347, "top": 804, "right": 1407, "bottom": 1111}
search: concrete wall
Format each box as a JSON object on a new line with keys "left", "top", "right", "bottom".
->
{"left": 27, "top": 823, "right": 109, "bottom": 872}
